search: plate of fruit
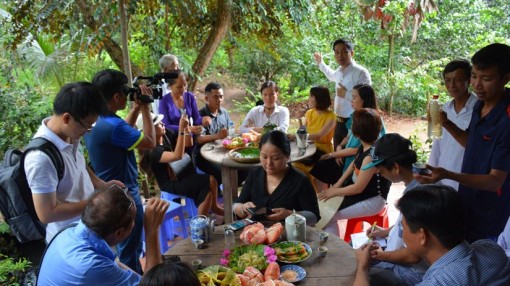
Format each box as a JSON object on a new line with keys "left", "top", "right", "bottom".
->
{"left": 222, "top": 137, "right": 248, "bottom": 150}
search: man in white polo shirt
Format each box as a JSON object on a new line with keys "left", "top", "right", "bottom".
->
{"left": 314, "top": 38, "right": 371, "bottom": 148}
{"left": 427, "top": 59, "right": 476, "bottom": 191}
{"left": 24, "top": 82, "right": 122, "bottom": 242}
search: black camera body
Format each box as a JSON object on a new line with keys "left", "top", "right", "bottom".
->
{"left": 127, "top": 72, "right": 179, "bottom": 103}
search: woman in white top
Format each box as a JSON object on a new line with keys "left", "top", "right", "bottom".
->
{"left": 239, "top": 81, "right": 290, "bottom": 134}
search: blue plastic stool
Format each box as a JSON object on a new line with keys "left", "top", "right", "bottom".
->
{"left": 160, "top": 192, "right": 198, "bottom": 226}
{"left": 142, "top": 199, "right": 188, "bottom": 254}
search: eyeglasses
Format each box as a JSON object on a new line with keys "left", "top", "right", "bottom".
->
{"left": 71, "top": 115, "right": 94, "bottom": 132}
{"left": 108, "top": 184, "right": 133, "bottom": 211}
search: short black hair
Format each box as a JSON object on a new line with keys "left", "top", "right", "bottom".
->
{"left": 205, "top": 82, "right": 223, "bottom": 93}
{"left": 53, "top": 82, "right": 108, "bottom": 119}
{"left": 471, "top": 43, "right": 510, "bottom": 78}
{"left": 397, "top": 184, "right": 465, "bottom": 249}
{"left": 333, "top": 38, "right": 354, "bottom": 51}
{"left": 91, "top": 69, "right": 128, "bottom": 102}
{"left": 260, "top": 81, "right": 280, "bottom": 93}
{"left": 259, "top": 130, "right": 291, "bottom": 157}
{"left": 140, "top": 260, "right": 200, "bottom": 286}
{"left": 351, "top": 108, "right": 382, "bottom": 143}
{"left": 442, "top": 59, "right": 471, "bottom": 80}
{"left": 353, "top": 83, "right": 379, "bottom": 110}
{"left": 310, "top": 86, "right": 331, "bottom": 110}
{"left": 82, "top": 186, "right": 136, "bottom": 238}
{"left": 375, "top": 134, "right": 417, "bottom": 171}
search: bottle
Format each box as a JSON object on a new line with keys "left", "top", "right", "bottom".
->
{"left": 427, "top": 94, "right": 442, "bottom": 139}
{"left": 228, "top": 122, "right": 236, "bottom": 138}
{"left": 224, "top": 228, "right": 235, "bottom": 249}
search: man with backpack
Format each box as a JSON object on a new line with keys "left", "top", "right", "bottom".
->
{"left": 23, "top": 82, "right": 121, "bottom": 243}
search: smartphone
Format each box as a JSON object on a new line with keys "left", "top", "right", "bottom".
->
{"left": 228, "top": 219, "right": 255, "bottom": 231}
{"left": 247, "top": 207, "right": 272, "bottom": 221}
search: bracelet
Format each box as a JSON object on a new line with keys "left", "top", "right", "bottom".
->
{"left": 179, "top": 132, "right": 185, "bottom": 135}
{"left": 184, "top": 133, "right": 190, "bottom": 136}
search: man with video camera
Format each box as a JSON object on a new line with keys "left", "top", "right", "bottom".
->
{"left": 84, "top": 69, "right": 157, "bottom": 274}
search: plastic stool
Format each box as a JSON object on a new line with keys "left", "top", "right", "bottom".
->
{"left": 342, "top": 205, "right": 389, "bottom": 243}
{"left": 142, "top": 199, "right": 187, "bottom": 254}
{"left": 160, "top": 192, "right": 198, "bottom": 222}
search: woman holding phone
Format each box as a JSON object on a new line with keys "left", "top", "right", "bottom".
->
{"left": 233, "top": 130, "right": 320, "bottom": 224}
{"left": 139, "top": 113, "right": 223, "bottom": 217}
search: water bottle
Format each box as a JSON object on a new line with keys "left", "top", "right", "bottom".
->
{"left": 228, "top": 122, "right": 236, "bottom": 138}
{"left": 224, "top": 228, "right": 235, "bottom": 249}
{"left": 427, "top": 94, "right": 442, "bottom": 139}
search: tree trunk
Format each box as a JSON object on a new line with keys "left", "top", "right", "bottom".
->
{"left": 387, "top": 34, "right": 395, "bottom": 117}
{"left": 189, "top": 0, "right": 233, "bottom": 92}
{"left": 119, "top": 0, "right": 132, "bottom": 86}
{"left": 75, "top": 0, "right": 143, "bottom": 77}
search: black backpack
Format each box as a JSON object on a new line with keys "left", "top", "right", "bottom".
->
{"left": 0, "top": 138, "right": 64, "bottom": 243}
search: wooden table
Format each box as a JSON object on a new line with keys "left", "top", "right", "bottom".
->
{"left": 165, "top": 226, "right": 356, "bottom": 285}
{"left": 201, "top": 140, "right": 317, "bottom": 223}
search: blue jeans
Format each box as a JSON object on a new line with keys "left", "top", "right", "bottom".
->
{"left": 116, "top": 186, "right": 143, "bottom": 274}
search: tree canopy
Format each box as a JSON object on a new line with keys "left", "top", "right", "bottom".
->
{"left": 1, "top": 0, "right": 509, "bottom": 155}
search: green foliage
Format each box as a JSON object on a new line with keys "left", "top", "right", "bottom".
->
{"left": 0, "top": 222, "right": 10, "bottom": 234}
{"left": 0, "top": 254, "right": 31, "bottom": 286}
{"left": 409, "top": 131, "right": 433, "bottom": 163}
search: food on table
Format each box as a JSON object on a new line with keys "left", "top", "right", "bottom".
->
{"left": 226, "top": 244, "right": 269, "bottom": 273}
{"left": 281, "top": 270, "right": 298, "bottom": 282}
{"left": 279, "top": 265, "right": 306, "bottom": 283}
{"left": 236, "top": 264, "right": 295, "bottom": 286}
{"left": 228, "top": 147, "right": 260, "bottom": 162}
{"left": 223, "top": 137, "right": 248, "bottom": 150}
{"left": 264, "top": 262, "right": 280, "bottom": 281}
{"left": 242, "top": 130, "right": 261, "bottom": 142}
{"left": 262, "top": 122, "right": 278, "bottom": 135}
{"left": 240, "top": 222, "right": 283, "bottom": 245}
{"left": 265, "top": 223, "right": 284, "bottom": 244}
{"left": 240, "top": 223, "right": 267, "bottom": 245}
{"left": 273, "top": 241, "right": 312, "bottom": 263}
{"left": 197, "top": 265, "right": 241, "bottom": 286}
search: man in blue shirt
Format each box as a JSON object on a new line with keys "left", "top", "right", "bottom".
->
{"left": 38, "top": 185, "right": 169, "bottom": 285}
{"left": 195, "top": 82, "right": 247, "bottom": 189}
{"left": 354, "top": 185, "right": 510, "bottom": 286}
{"left": 84, "top": 69, "right": 157, "bottom": 273}
{"left": 416, "top": 43, "right": 510, "bottom": 242}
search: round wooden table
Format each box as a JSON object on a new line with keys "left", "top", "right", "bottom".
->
{"left": 201, "top": 140, "right": 316, "bottom": 223}
{"left": 165, "top": 226, "right": 356, "bottom": 285}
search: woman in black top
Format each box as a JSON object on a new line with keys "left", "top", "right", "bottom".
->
{"left": 318, "top": 109, "right": 390, "bottom": 237}
{"left": 233, "top": 130, "right": 320, "bottom": 224}
{"left": 139, "top": 113, "right": 223, "bottom": 216}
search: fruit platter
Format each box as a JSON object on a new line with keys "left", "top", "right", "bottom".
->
{"left": 223, "top": 137, "right": 248, "bottom": 150}
{"left": 228, "top": 147, "right": 260, "bottom": 163}
{"left": 272, "top": 241, "right": 312, "bottom": 264}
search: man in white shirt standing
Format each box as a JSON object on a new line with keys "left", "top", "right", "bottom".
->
{"left": 314, "top": 38, "right": 371, "bottom": 148}
{"left": 428, "top": 59, "right": 477, "bottom": 191}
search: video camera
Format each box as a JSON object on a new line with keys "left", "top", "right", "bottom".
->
{"left": 125, "top": 72, "right": 179, "bottom": 103}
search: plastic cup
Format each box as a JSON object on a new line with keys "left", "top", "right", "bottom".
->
{"left": 318, "top": 246, "right": 328, "bottom": 257}
{"left": 192, "top": 259, "right": 202, "bottom": 271}
{"left": 193, "top": 239, "right": 205, "bottom": 249}
{"left": 319, "top": 232, "right": 329, "bottom": 242}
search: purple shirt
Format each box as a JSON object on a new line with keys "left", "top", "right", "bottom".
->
{"left": 159, "top": 91, "right": 202, "bottom": 132}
